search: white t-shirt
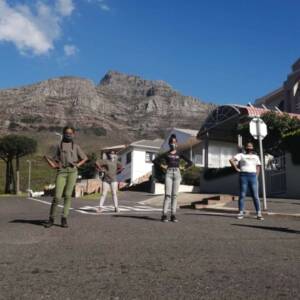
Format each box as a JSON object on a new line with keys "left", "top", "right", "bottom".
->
{"left": 233, "top": 153, "right": 261, "bottom": 173}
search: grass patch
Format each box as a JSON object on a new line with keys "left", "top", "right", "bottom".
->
{"left": 0, "top": 155, "right": 56, "bottom": 194}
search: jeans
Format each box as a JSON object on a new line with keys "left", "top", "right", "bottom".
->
{"left": 99, "top": 181, "right": 118, "bottom": 209}
{"left": 163, "top": 168, "right": 182, "bottom": 215}
{"left": 239, "top": 172, "right": 261, "bottom": 213}
{"left": 50, "top": 167, "right": 78, "bottom": 219}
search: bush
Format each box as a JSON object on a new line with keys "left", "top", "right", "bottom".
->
{"left": 182, "top": 166, "right": 202, "bottom": 186}
{"left": 78, "top": 153, "right": 98, "bottom": 179}
{"left": 92, "top": 127, "right": 107, "bottom": 136}
{"left": 282, "top": 129, "right": 300, "bottom": 164}
{"left": 21, "top": 115, "right": 42, "bottom": 124}
{"left": 203, "top": 167, "right": 235, "bottom": 181}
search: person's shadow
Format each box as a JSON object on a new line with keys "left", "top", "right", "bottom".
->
{"left": 9, "top": 219, "right": 59, "bottom": 227}
{"left": 232, "top": 224, "right": 300, "bottom": 234}
{"left": 112, "top": 215, "right": 159, "bottom": 222}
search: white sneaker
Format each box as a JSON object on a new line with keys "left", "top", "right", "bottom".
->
{"left": 257, "top": 213, "right": 264, "bottom": 220}
{"left": 95, "top": 207, "right": 103, "bottom": 213}
{"left": 237, "top": 212, "right": 244, "bottom": 219}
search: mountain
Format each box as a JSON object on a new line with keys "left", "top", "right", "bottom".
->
{"left": 0, "top": 71, "right": 214, "bottom": 150}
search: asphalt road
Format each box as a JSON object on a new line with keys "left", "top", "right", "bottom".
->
{"left": 0, "top": 193, "right": 299, "bottom": 300}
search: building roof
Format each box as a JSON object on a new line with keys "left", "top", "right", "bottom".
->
{"left": 101, "top": 144, "right": 127, "bottom": 151}
{"left": 255, "top": 87, "right": 284, "bottom": 105}
{"left": 198, "top": 104, "right": 300, "bottom": 141}
{"left": 131, "top": 138, "right": 164, "bottom": 148}
{"left": 235, "top": 104, "right": 300, "bottom": 119}
{"left": 171, "top": 128, "right": 199, "bottom": 136}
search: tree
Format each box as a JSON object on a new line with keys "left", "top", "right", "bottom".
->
{"left": 0, "top": 135, "right": 37, "bottom": 194}
{"left": 78, "top": 153, "right": 97, "bottom": 179}
{"left": 237, "top": 112, "right": 300, "bottom": 155}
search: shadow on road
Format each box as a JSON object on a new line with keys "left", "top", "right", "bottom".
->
{"left": 232, "top": 224, "right": 300, "bottom": 234}
{"left": 184, "top": 212, "right": 236, "bottom": 219}
{"left": 9, "top": 219, "right": 58, "bottom": 227}
{"left": 112, "top": 215, "right": 159, "bottom": 221}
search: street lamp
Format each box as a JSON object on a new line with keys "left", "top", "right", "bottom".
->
{"left": 54, "top": 132, "right": 63, "bottom": 141}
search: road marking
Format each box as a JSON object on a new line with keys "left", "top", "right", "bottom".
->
{"left": 27, "top": 197, "right": 161, "bottom": 215}
{"left": 78, "top": 205, "right": 161, "bottom": 213}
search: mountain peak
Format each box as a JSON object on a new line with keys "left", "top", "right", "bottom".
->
{"left": 99, "top": 70, "right": 172, "bottom": 89}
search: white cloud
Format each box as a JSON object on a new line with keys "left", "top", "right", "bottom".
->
{"left": 55, "top": 0, "right": 75, "bottom": 16}
{"left": 87, "top": 0, "right": 111, "bottom": 12}
{"left": 0, "top": 0, "right": 75, "bottom": 55}
{"left": 64, "top": 44, "right": 78, "bottom": 56}
{"left": 98, "top": 1, "right": 110, "bottom": 12}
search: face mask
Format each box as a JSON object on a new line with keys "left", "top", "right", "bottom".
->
{"left": 63, "top": 134, "right": 73, "bottom": 142}
{"left": 108, "top": 154, "right": 116, "bottom": 161}
{"left": 170, "top": 144, "right": 177, "bottom": 150}
{"left": 246, "top": 148, "right": 253, "bottom": 154}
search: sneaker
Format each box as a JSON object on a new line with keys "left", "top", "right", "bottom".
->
{"left": 44, "top": 218, "right": 54, "bottom": 228}
{"left": 257, "top": 213, "right": 264, "bottom": 221}
{"left": 170, "top": 215, "right": 178, "bottom": 223}
{"left": 161, "top": 215, "right": 168, "bottom": 223}
{"left": 237, "top": 212, "right": 244, "bottom": 219}
{"left": 95, "top": 207, "right": 103, "bottom": 213}
{"left": 61, "top": 217, "right": 68, "bottom": 228}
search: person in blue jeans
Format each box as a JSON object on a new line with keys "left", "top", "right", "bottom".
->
{"left": 229, "top": 142, "right": 264, "bottom": 220}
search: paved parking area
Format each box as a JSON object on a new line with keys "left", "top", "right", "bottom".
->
{"left": 0, "top": 193, "right": 299, "bottom": 299}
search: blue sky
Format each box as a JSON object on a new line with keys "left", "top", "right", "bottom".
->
{"left": 0, "top": 0, "right": 299, "bottom": 104}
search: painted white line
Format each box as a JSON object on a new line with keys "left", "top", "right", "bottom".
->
{"left": 27, "top": 197, "right": 95, "bottom": 215}
{"left": 28, "top": 197, "right": 162, "bottom": 215}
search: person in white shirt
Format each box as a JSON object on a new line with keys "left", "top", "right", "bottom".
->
{"left": 229, "top": 142, "right": 264, "bottom": 220}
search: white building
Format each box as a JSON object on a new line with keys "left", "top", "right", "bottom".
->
{"left": 117, "top": 139, "right": 163, "bottom": 185}
{"left": 161, "top": 128, "right": 235, "bottom": 168}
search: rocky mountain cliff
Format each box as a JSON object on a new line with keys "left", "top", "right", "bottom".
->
{"left": 0, "top": 71, "right": 214, "bottom": 148}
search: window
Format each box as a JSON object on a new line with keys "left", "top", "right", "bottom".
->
{"left": 145, "top": 152, "right": 155, "bottom": 163}
{"left": 126, "top": 152, "right": 132, "bottom": 164}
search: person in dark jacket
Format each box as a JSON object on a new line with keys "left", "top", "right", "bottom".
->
{"left": 153, "top": 134, "right": 193, "bottom": 222}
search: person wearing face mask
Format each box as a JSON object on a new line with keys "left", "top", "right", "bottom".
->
{"left": 95, "top": 150, "right": 123, "bottom": 213}
{"left": 153, "top": 134, "right": 193, "bottom": 222}
{"left": 229, "top": 142, "right": 264, "bottom": 220}
{"left": 44, "top": 126, "right": 87, "bottom": 228}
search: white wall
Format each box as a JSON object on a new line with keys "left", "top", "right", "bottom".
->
{"left": 117, "top": 147, "right": 157, "bottom": 185}
{"left": 117, "top": 149, "right": 132, "bottom": 183}
{"left": 208, "top": 141, "right": 237, "bottom": 168}
{"left": 131, "top": 149, "right": 155, "bottom": 184}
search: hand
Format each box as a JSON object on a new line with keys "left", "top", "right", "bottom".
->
{"left": 236, "top": 168, "right": 241, "bottom": 172}
{"left": 44, "top": 156, "right": 60, "bottom": 169}
{"left": 161, "top": 165, "right": 168, "bottom": 171}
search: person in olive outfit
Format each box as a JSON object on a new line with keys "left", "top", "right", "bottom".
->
{"left": 153, "top": 134, "right": 193, "bottom": 223}
{"left": 44, "top": 126, "right": 87, "bottom": 228}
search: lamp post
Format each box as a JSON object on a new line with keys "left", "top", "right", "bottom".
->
{"left": 54, "top": 132, "right": 63, "bottom": 141}
{"left": 26, "top": 160, "right": 32, "bottom": 197}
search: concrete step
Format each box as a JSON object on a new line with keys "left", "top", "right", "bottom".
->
{"left": 192, "top": 194, "right": 237, "bottom": 209}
